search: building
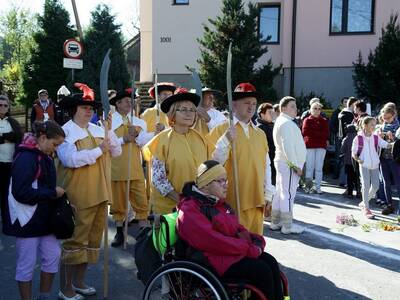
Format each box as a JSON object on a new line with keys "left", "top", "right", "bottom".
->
{"left": 139, "top": 0, "right": 399, "bottom": 105}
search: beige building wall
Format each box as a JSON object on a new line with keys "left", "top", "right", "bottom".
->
{"left": 140, "top": 0, "right": 400, "bottom": 102}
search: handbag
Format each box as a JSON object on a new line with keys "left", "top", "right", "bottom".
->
{"left": 50, "top": 193, "right": 75, "bottom": 239}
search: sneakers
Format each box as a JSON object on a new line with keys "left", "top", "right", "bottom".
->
{"left": 364, "top": 208, "right": 374, "bottom": 219}
{"left": 382, "top": 205, "right": 395, "bottom": 215}
{"left": 281, "top": 223, "right": 305, "bottom": 234}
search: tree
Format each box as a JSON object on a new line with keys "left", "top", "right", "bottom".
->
{"left": 0, "top": 6, "right": 36, "bottom": 100}
{"left": 353, "top": 14, "right": 400, "bottom": 106}
{"left": 78, "top": 4, "right": 130, "bottom": 95}
{"left": 21, "top": 0, "right": 75, "bottom": 106}
{"left": 197, "top": 0, "right": 281, "bottom": 107}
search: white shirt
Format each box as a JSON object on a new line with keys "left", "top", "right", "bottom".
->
{"left": 57, "top": 120, "right": 122, "bottom": 168}
{"left": 112, "top": 111, "right": 154, "bottom": 147}
{"left": 207, "top": 108, "right": 227, "bottom": 131}
{"left": 273, "top": 113, "right": 307, "bottom": 169}
{"left": 0, "top": 117, "right": 15, "bottom": 163}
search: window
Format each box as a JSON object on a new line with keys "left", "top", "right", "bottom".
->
{"left": 330, "top": 0, "right": 375, "bottom": 34}
{"left": 259, "top": 5, "right": 280, "bottom": 44}
{"left": 173, "top": 0, "right": 189, "bottom": 5}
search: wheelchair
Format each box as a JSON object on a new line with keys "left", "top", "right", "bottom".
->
{"left": 136, "top": 215, "right": 290, "bottom": 300}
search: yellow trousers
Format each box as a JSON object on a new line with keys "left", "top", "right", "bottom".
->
{"left": 240, "top": 207, "right": 265, "bottom": 235}
{"left": 111, "top": 179, "right": 149, "bottom": 222}
{"left": 62, "top": 201, "right": 107, "bottom": 265}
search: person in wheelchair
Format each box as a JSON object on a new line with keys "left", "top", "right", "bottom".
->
{"left": 177, "top": 160, "right": 284, "bottom": 300}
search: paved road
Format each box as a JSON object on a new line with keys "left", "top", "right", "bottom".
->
{"left": 0, "top": 183, "right": 399, "bottom": 299}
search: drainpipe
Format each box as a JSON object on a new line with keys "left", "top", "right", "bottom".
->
{"left": 290, "top": 0, "right": 297, "bottom": 96}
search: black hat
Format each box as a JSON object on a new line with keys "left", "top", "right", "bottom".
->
{"left": 160, "top": 87, "right": 200, "bottom": 114}
{"left": 58, "top": 83, "right": 101, "bottom": 109}
{"left": 110, "top": 88, "right": 137, "bottom": 106}
{"left": 148, "top": 82, "right": 177, "bottom": 99}
{"left": 231, "top": 82, "right": 261, "bottom": 101}
{"left": 202, "top": 87, "right": 221, "bottom": 94}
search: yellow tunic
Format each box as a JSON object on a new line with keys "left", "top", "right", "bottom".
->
{"left": 193, "top": 118, "right": 210, "bottom": 137}
{"left": 111, "top": 123, "right": 144, "bottom": 181}
{"left": 143, "top": 128, "right": 213, "bottom": 214}
{"left": 140, "top": 106, "right": 169, "bottom": 133}
{"left": 57, "top": 134, "right": 112, "bottom": 210}
{"left": 208, "top": 121, "right": 268, "bottom": 212}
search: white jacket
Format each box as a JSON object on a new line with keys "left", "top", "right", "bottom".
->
{"left": 273, "top": 113, "right": 306, "bottom": 169}
{"left": 351, "top": 132, "right": 388, "bottom": 170}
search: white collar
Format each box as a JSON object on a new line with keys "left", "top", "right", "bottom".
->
{"left": 62, "top": 119, "right": 104, "bottom": 144}
{"left": 192, "top": 185, "right": 219, "bottom": 203}
{"left": 111, "top": 111, "right": 147, "bottom": 131}
{"left": 280, "top": 113, "right": 296, "bottom": 121}
{"left": 232, "top": 116, "right": 257, "bottom": 129}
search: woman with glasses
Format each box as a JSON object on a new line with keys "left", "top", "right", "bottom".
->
{"left": 302, "top": 101, "right": 330, "bottom": 194}
{"left": 0, "top": 95, "right": 23, "bottom": 225}
{"left": 177, "top": 160, "right": 284, "bottom": 300}
{"left": 143, "top": 88, "right": 212, "bottom": 214}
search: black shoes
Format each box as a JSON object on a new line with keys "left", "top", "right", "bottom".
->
{"left": 111, "top": 226, "right": 124, "bottom": 247}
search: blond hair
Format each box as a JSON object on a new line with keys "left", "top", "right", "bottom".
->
{"left": 167, "top": 101, "right": 197, "bottom": 127}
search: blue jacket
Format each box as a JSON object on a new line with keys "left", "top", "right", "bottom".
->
{"left": 3, "top": 137, "right": 57, "bottom": 237}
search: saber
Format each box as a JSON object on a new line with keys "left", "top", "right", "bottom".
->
{"left": 99, "top": 48, "right": 111, "bottom": 300}
{"left": 190, "top": 68, "right": 203, "bottom": 105}
{"left": 154, "top": 70, "right": 159, "bottom": 123}
{"left": 226, "top": 42, "right": 241, "bottom": 219}
{"left": 124, "top": 69, "right": 136, "bottom": 249}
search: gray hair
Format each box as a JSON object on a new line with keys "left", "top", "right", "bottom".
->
{"left": 0, "top": 95, "right": 10, "bottom": 104}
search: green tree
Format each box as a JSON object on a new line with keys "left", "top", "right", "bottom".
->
{"left": 197, "top": 0, "right": 281, "bottom": 107}
{"left": 0, "top": 6, "right": 36, "bottom": 100}
{"left": 78, "top": 4, "right": 130, "bottom": 95}
{"left": 21, "top": 0, "right": 75, "bottom": 105}
{"left": 353, "top": 14, "right": 400, "bottom": 106}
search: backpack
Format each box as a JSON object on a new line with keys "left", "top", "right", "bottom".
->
{"left": 356, "top": 134, "right": 378, "bottom": 157}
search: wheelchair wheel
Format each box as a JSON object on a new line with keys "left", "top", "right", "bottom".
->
{"left": 143, "top": 261, "right": 229, "bottom": 300}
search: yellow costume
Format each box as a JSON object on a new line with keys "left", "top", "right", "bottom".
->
{"left": 57, "top": 120, "right": 120, "bottom": 264}
{"left": 208, "top": 121, "right": 268, "bottom": 234}
{"left": 110, "top": 112, "right": 149, "bottom": 222}
{"left": 140, "top": 106, "right": 169, "bottom": 133}
{"left": 193, "top": 118, "right": 210, "bottom": 137}
{"left": 143, "top": 128, "right": 213, "bottom": 214}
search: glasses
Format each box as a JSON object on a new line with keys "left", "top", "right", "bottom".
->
{"left": 176, "top": 108, "right": 196, "bottom": 114}
{"left": 213, "top": 178, "right": 228, "bottom": 185}
{"left": 0, "top": 104, "right": 9, "bottom": 108}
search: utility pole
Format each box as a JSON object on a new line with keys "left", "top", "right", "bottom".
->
{"left": 71, "top": 0, "right": 84, "bottom": 43}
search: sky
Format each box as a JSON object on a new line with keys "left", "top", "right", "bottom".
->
{"left": 0, "top": 0, "right": 139, "bottom": 41}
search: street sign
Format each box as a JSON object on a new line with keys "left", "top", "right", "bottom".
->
{"left": 63, "top": 38, "right": 83, "bottom": 59}
{"left": 63, "top": 58, "right": 83, "bottom": 69}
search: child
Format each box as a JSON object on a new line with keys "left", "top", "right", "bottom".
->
{"left": 340, "top": 124, "right": 359, "bottom": 198}
{"left": 4, "top": 121, "right": 65, "bottom": 300}
{"left": 352, "top": 117, "right": 390, "bottom": 219}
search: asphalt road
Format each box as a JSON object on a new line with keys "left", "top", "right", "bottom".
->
{"left": 0, "top": 183, "right": 399, "bottom": 299}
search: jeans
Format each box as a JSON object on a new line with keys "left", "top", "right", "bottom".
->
{"left": 380, "top": 158, "right": 400, "bottom": 209}
{"left": 305, "top": 148, "right": 326, "bottom": 190}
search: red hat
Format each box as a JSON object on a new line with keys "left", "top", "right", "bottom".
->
{"left": 110, "top": 88, "right": 138, "bottom": 106}
{"left": 148, "top": 82, "right": 177, "bottom": 99}
{"left": 231, "top": 82, "right": 261, "bottom": 101}
{"left": 59, "top": 82, "right": 101, "bottom": 109}
{"left": 160, "top": 87, "right": 200, "bottom": 113}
